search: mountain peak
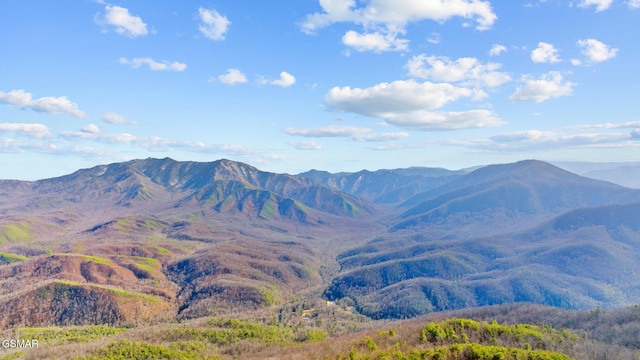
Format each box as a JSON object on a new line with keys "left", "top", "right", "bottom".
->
{"left": 469, "top": 159, "right": 572, "bottom": 181}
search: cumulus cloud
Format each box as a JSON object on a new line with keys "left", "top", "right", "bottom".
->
{"left": 269, "top": 72, "right": 297, "bottom": 87}
{"left": 119, "top": 57, "right": 186, "bottom": 72}
{"left": 0, "top": 123, "right": 52, "bottom": 138}
{"left": 406, "top": 55, "right": 511, "bottom": 88}
{"left": 509, "top": 72, "right": 575, "bottom": 103}
{"left": 0, "top": 89, "right": 86, "bottom": 118}
{"left": 81, "top": 123, "right": 101, "bottom": 134}
{"left": 216, "top": 68, "right": 248, "bottom": 85}
{"left": 324, "top": 79, "right": 502, "bottom": 130}
{"left": 198, "top": 7, "right": 231, "bottom": 41}
{"left": 326, "top": 80, "right": 475, "bottom": 116}
{"left": 301, "top": 0, "right": 496, "bottom": 52}
{"left": 630, "top": 0, "right": 640, "bottom": 8}
{"left": 301, "top": 0, "right": 497, "bottom": 33}
{"left": 577, "top": 0, "right": 613, "bottom": 12}
{"left": 342, "top": 30, "right": 409, "bottom": 52}
{"left": 531, "top": 42, "right": 561, "bottom": 63}
{"left": 289, "top": 140, "right": 323, "bottom": 150}
{"left": 99, "top": 5, "right": 148, "bottom": 37}
{"left": 577, "top": 38, "right": 618, "bottom": 62}
{"left": 102, "top": 112, "right": 136, "bottom": 124}
{"left": 489, "top": 44, "right": 507, "bottom": 56}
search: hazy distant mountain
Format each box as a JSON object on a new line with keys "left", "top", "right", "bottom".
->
{"left": 392, "top": 160, "right": 640, "bottom": 231}
{"left": 298, "top": 167, "right": 465, "bottom": 204}
{"left": 553, "top": 161, "right": 640, "bottom": 189}
{"left": 581, "top": 165, "right": 640, "bottom": 189}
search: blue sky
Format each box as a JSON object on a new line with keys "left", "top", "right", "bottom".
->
{"left": 1, "top": 0, "right": 639, "bottom": 180}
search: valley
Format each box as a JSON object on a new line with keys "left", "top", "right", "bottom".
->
{"left": 0, "top": 157, "right": 639, "bottom": 359}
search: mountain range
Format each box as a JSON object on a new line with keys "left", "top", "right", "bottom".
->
{"left": 0, "top": 157, "right": 639, "bottom": 327}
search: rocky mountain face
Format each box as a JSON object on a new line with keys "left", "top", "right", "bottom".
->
{"left": 1, "top": 157, "right": 639, "bottom": 326}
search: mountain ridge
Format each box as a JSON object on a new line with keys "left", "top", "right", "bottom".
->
{"left": 1, "top": 157, "right": 639, "bottom": 329}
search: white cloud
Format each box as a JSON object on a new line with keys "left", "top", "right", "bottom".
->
{"left": 0, "top": 89, "right": 86, "bottom": 118}
{"left": 565, "top": 121, "right": 640, "bottom": 130}
{"left": 81, "top": 123, "right": 100, "bottom": 134}
{"left": 577, "top": 38, "right": 618, "bottom": 62}
{"left": 406, "top": 55, "right": 511, "bottom": 88}
{"left": 284, "top": 125, "right": 373, "bottom": 138}
{"left": 58, "top": 128, "right": 282, "bottom": 160}
{"left": 301, "top": 0, "right": 497, "bottom": 34}
{"left": 531, "top": 42, "right": 561, "bottom": 63}
{"left": 489, "top": 44, "right": 507, "bottom": 56}
{"left": 284, "top": 125, "right": 409, "bottom": 142}
{"left": 489, "top": 130, "right": 555, "bottom": 142}
{"left": 289, "top": 140, "right": 323, "bottom": 150}
{"left": 326, "top": 80, "right": 475, "bottom": 116}
{"left": 98, "top": 133, "right": 137, "bottom": 144}
{"left": 102, "top": 112, "right": 136, "bottom": 124}
{"left": 356, "top": 132, "right": 409, "bottom": 141}
{"left": 119, "top": 57, "right": 186, "bottom": 72}
{"left": 577, "top": 0, "right": 613, "bottom": 12}
{"left": 100, "top": 5, "right": 148, "bottom": 37}
{"left": 271, "top": 72, "right": 297, "bottom": 87}
{"left": 383, "top": 110, "right": 504, "bottom": 131}
{"left": 323, "top": 80, "right": 503, "bottom": 131}
{"left": 301, "top": 0, "right": 496, "bottom": 53}
{"left": 0, "top": 138, "right": 56, "bottom": 154}
{"left": 198, "top": 8, "right": 231, "bottom": 41}
{"left": 509, "top": 72, "right": 575, "bottom": 103}
{"left": 441, "top": 125, "right": 640, "bottom": 153}
{"left": 217, "top": 68, "right": 248, "bottom": 85}
{"left": 427, "top": 32, "right": 441, "bottom": 44}
{"left": 0, "top": 123, "right": 51, "bottom": 138}
{"left": 143, "top": 136, "right": 207, "bottom": 152}
{"left": 485, "top": 129, "right": 634, "bottom": 150}
{"left": 342, "top": 30, "right": 409, "bottom": 52}
{"left": 60, "top": 130, "right": 137, "bottom": 144}
{"left": 630, "top": 0, "right": 640, "bottom": 8}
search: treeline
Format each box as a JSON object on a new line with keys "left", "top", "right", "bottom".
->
{"left": 314, "top": 318, "right": 576, "bottom": 360}
{"left": 423, "top": 303, "right": 640, "bottom": 349}
{"left": 421, "top": 303, "right": 640, "bottom": 359}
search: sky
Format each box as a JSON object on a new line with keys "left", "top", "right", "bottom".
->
{"left": 1, "top": 0, "right": 640, "bottom": 180}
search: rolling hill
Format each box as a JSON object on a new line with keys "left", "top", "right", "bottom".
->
{"left": 325, "top": 201, "right": 640, "bottom": 319}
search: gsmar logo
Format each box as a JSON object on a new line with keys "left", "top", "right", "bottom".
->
{"left": 1, "top": 339, "right": 39, "bottom": 349}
